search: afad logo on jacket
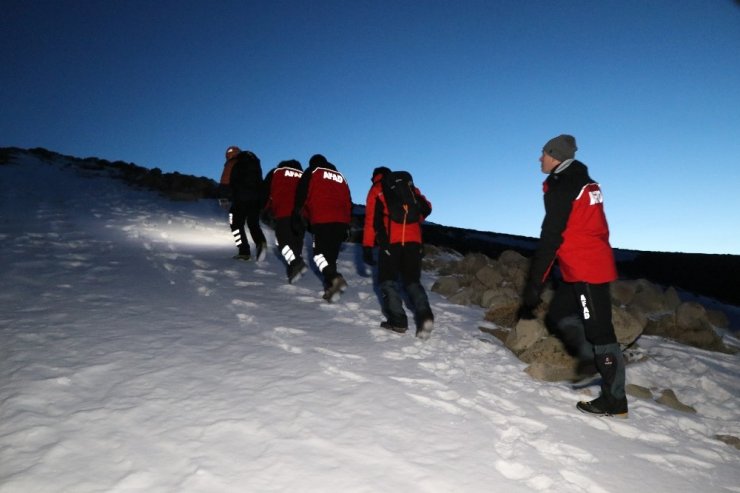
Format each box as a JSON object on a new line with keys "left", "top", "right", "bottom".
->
{"left": 575, "top": 183, "right": 604, "bottom": 206}
{"left": 317, "top": 168, "right": 345, "bottom": 184}
{"left": 283, "top": 169, "right": 302, "bottom": 179}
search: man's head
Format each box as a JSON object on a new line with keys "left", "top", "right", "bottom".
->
{"left": 371, "top": 166, "right": 391, "bottom": 182}
{"left": 543, "top": 134, "right": 577, "bottom": 161}
{"left": 540, "top": 134, "right": 577, "bottom": 173}
{"left": 309, "top": 154, "right": 329, "bottom": 168}
{"left": 225, "top": 146, "right": 241, "bottom": 160}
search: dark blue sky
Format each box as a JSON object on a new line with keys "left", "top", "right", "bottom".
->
{"left": 3, "top": 0, "right": 739, "bottom": 253}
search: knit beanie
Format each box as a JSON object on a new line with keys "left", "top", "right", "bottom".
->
{"left": 542, "top": 134, "right": 577, "bottom": 162}
{"left": 309, "top": 154, "right": 328, "bottom": 168}
{"left": 372, "top": 166, "right": 391, "bottom": 180}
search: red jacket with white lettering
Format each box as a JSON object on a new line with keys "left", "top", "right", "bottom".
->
{"left": 294, "top": 163, "right": 352, "bottom": 225}
{"left": 528, "top": 159, "right": 617, "bottom": 288}
{"left": 265, "top": 162, "right": 303, "bottom": 219}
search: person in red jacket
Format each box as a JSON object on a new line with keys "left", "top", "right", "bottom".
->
{"left": 521, "top": 134, "right": 627, "bottom": 417}
{"left": 264, "top": 159, "right": 307, "bottom": 283}
{"left": 364, "top": 169, "right": 434, "bottom": 339}
{"left": 293, "top": 154, "right": 352, "bottom": 302}
{"left": 361, "top": 166, "right": 391, "bottom": 264}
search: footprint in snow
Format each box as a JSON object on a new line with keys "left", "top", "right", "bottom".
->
{"left": 262, "top": 326, "right": 305, "bottom": 354}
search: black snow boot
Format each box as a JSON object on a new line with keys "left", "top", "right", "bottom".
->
{"left": 287, "top": 258, "right": 307, "bottom": 284}
{"left": 577, "top": 344, "right": 628, "bottom": 417}
{"left": 256, "top": 242, "right": 268, "bottom": 261}
{"left": 234, "top": 248, "right": 251, "bottom": 261}
{"left": 380, "top": 321, "right": 408, "bottom": 333}
{"left": 322, "top": 273, "right": 348, "bottom": 302}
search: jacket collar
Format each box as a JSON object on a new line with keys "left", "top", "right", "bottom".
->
{"left": 552, "top": 158, "right": 575, "bottom": 174}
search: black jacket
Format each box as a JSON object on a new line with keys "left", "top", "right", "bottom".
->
{"left": 230, "top": 151, "right": 265, "bottom": 204}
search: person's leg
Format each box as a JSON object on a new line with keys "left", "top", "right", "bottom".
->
{"left": 378, "top": 244, "right": 407, "bottom": 328}
{"left": 245, "top": 200, "right": 267, "bottom": 259}
{"left": 545, "top": 282, "right": 594, "bottom": 364}
{"left": 275, "top": 218, "right": 306, "bottom": 281}
{"left": 312, "top": 224, "right": 348, "bottom": 299}
{"left": 399, "top": 244, "right": 433, "bottom": 333}
{"left": 575, "top": 282, "right": 627, "bottom": 416}
{"left": 229, "top": 202, "right": 250, "bottom": 256}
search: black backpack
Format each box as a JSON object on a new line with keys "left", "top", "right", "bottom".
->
{"left": 381, "top": 171, "right": 422, "bottom": 224}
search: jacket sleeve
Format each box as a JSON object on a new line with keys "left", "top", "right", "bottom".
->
{"left": 415, "top": 187, "right": 432, "bottom": 219}
{"left": 526, "top": 179, "right": 575, "bottom": 291}
{"left": 263, "top": 169, "right": 275, "bottom": 212}
{"left": 363, "top": 187, "right": 379, "bottom": 247}
{"left": 373, "top": 196, "right": 389, "bottom": 249}
{"left": 293, "top": 169, "right": 312, "bottom": 217}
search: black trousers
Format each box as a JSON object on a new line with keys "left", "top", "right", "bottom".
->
{"left": 546, "top": 281, "right": 617, "bottom": 348}
{"left": 310, "top": 222, "right": 348, "bottom": 287}
{"left": 230, "top": 200, "right": 266, "bottom": 253}
{"left": 377, "top": 243, "right": 433, "bottom": 328}
{"left": 274, "top": 217, "right": 305, "bottom": 265}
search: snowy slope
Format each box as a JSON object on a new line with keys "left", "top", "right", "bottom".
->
{"left": 1, "top": 155, "right": 739, "bottom": 493}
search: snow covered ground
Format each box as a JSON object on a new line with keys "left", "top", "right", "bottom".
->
{"left": 1, "top": 154, "right": 739, "bottom": 493}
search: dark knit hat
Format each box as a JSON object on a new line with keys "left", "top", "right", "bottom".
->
{"left": 372, "top": 166, "right": 391, "bottom": 180}
{"left": 278, "top": 159, "right": 303, "bottom": 171}
{"left": 309, "top": 154, "right": 328, "bottom": 168}
{"left": 543, "top": 134, "right": 577, "bottom": 162}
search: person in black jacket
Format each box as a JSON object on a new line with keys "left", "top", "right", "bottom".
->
{"left": 219, "top": 146, "right": 267, "bottom": 261}
{"left": 521, "top": 134, "right": 627, "bottom": 417}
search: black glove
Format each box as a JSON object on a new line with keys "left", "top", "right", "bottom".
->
{"left": 518, "top": 283, "right": 542, "bottom": 320}
{"left": 517, "top": 304, "right": 537, "bottom": 320}
{"left": 362, "top": 246, "right": 375, "bottom": 266}
{"left": 379, "top": 246, "right": 391, "bottom": 259}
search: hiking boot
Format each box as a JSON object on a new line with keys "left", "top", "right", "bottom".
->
{"left": 287, "top": 258, "right": 308, "bottom": 284}
{"left": 233, "top": 252, "right": 251, "bottom": 261}
{"left": 322, "top": 274, "right": 348, "bottom": 302}
{"left": 380, "top": 321, "right": 408, "bottom": 333}
{"left": 576, "top": 395, "right": 628, "bottom": 418}
{"left": 256, "top": 242, "right": 268, "bottom": 261}
{"left": 415, "top": 318, "right": 434, "bottom": 340}
{"left": 333, "top": 274, "right": 348, "bottom": 292}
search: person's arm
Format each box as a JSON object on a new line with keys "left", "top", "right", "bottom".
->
{"left": 414, "top": 187, "right": 432, "bottom": 218}
{"left": 293, "top": 169, "right": 311, "bottom": 217}
{"left": 373, "top": 196, "right": 390, "bottom": 252}
{"left": 521, "top": 180, "right": 575, "bottom": 315}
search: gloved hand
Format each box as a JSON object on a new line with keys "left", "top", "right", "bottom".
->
{"left": 362, "top": 246, "right": 375, "bottom": 266}
{"left": 517, "top": 304, "right": 537, "bottom": 320}
{"left": 379, "top": 243, "right": 391, "bottom": 259}
{"left": 518, "top": 283, "right": 542, "bottom": 320}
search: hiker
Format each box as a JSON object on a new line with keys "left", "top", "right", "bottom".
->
{"left": 293, "top": 154, "right": 352, "bottom": 302}
{"left": 520, "top": 134, "right": 627, "bottom": 417}
{"left": 362, "top": 166, "right": 391, "bottom": 266}
{"left": 364, "top": 168, "right": 434, "bottom": 339}
{"left": 219, "top": 146, "right": 268, "bottom": 261}
{"left": 264, "top": 159, "right": 307, "bottom": 283}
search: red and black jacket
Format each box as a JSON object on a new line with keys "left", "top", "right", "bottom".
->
{"left": 221, "top": 151, "right": 265, "bottom": 203}
{"left": 294, "top": 162, "right": 352, "bottom": 225}
{"left": 372, "top": 185, "right": 431, "bottom": 247}
{"left": 265, "top": 161, "right": 303, "bottom": 219}
{"left": 362, "top": 173, "right": 385, "bottom": 248}
{"left": 528, "top": 159, "right": 617, "bottom": 289}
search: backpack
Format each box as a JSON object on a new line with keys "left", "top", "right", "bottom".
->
{"left": 381, "top": 171, "right": 421, "bottom": 224}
